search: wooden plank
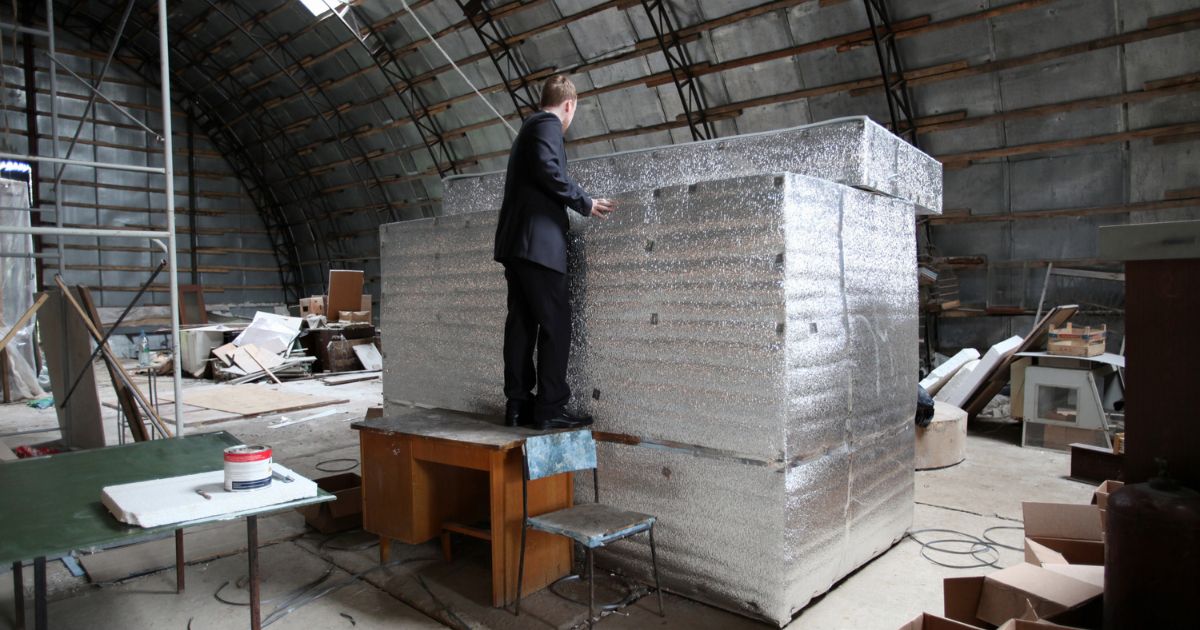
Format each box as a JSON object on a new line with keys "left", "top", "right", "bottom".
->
{"left": 1070, "top": 443, "right": 1124, "bottom": 483}
{"left": 0, "top": 292, "right": 49, "bottom": 355}
{"left": 161, "top": 384, "right": 347, "bottom": 417}
{"left": 52, "top": 279, "right": 173, "bottom": 438}
{"left": 963, "top": 305, "right": 1079, "bottom": 417}
{"left": 940, "top": 122, "right": 1200, "bottom": 168}
{"left": 39, "top": 289, "right": 106, "bottom": 449}
{"left": 928, "top": 197, "right": 1200, "bottom": 225}
{"left": 77, "top": 287, "right": 149, "bottom": 443}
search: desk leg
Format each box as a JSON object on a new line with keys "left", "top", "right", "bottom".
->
{"left": 379, "top": 537, "right": 391, "bottom": 565}
{"left": 12, "top": 561, "right": 23, "bottom": 630}
{"left": 247, "top": 516, "right": 260, "bottom": 630}
{"left": 33, "top": 557, "right": 45, "bottom": 630}
{"left": 175, "top": 529, "right": 185, "bottom": 593}
{"left": 489, "top": 451, "right": 508, "bottom": 607}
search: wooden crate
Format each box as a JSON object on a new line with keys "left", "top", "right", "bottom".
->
{"left": 1048, "top": 323, "right": 1106, "bottom": 357}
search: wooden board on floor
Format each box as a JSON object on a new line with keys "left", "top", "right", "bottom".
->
{"left": 78, "top": 511, "right": 305, "bottom": 583}
{"left": 39, "top": 289, "right": 106, "bottom": 449}
{"left": 162, "top": 384, "right": 348, "bottom": 417}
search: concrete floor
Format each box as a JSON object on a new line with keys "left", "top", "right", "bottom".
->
{"left": 0, "top": 367, "right": 1096, "bottom": 629}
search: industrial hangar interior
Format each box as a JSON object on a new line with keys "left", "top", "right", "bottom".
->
{"left": 0, "top": 0, "right": 1196, "bottom": 628}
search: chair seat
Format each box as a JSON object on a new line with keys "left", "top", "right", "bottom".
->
{"left": 527, "top": 503, "right": 655, "bottom": 549}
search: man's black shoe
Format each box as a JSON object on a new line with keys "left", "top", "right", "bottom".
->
{"left": 505, "top": 400, "right": 533, "bottom": 427}
{"left": 533, "top": 410, "right": 593, "bottom": 430}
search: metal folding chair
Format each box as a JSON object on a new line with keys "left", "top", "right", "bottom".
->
{"left": 515, "top": 430, "right": 665, "bottom": 627}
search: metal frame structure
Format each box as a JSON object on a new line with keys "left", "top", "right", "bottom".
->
{"left": 861, "top": 0, "right": 919, "bottom": 146}
{"left": 0, "top": 0, "right": 185, "bottom": 436}
{"left": 322, "top": 3, "right": 464, "bottom": 183}
{"left": 456, "top": 0, "right": 540, "bottom": 120}
{"left": 639, "top": 0, "right": 716, "bottom": 141}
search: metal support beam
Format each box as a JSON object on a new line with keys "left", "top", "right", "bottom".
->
{"left": 325, "top": 4, "right": 463, "bottom": 182}
{"left": 639, "top": 0, "right": 716, "bottom": 141}
{"left": 862, "top": 0, "right": 919, "bottom": 146}
{"left": 457, "top": 0, "right": 540, "bottom": 120}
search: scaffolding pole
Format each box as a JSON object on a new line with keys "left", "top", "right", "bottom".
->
{"left": 2, "top": 0, "right": 185, "bottom": 438}
{"left": 157, "top": 0, "right": 184, "bottom": 437}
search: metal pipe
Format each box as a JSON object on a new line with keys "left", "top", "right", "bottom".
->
{"left": 0, "top": 251, "right": 58, "bottom": 259}
{"left": 46, "top": 0, "right": 68, "bottom": 440}
{"left": 52, "top": 0, "right": 138, "bottom": 184}
{"left": 0, "top": 152, "right": 167, "bottom": 174}
{"left": 45, "top": 51, "right": 161, "bottom": 138}
{"left": 0, "top": 21, "right": 48, "bottom": 38}
{"left": 0, "top": 225, "right": 170, "bottom": 238}
{"left": 159, "top": 0, "right": 184, "bottom": 437}
{"left": 187, "top": 116, "right": 198, "bottom": 284}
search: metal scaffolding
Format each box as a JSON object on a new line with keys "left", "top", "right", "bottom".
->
{"left": 861, "top": 0, "right": 920, "bottom": 146}
{"left": 639, "top": 0, "right": 716, "bottom": 141}
{"left": 457, "top": 0, "right": 540, "bottom": 120}
{"left": 0, "top": 0, "right": 185, "bottom": 437}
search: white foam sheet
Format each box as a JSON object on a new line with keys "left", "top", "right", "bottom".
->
{"left": 920, "top": 348, "right": 982, "bottom": 395}
{"left": 231, "top": 312, "right": 302, "bottom": 355}
{"left": 937, "top": 335, "right": 1024, "bottom": 408}
{"left": 102, "top": 464, "right": 317, "bottom": 528}
{"left": 935, "top": 359, "right": 981, "bottom": 406}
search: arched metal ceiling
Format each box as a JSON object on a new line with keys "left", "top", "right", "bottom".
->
{"left": 41, "top": 0, "right": 1200, "bottom": 314}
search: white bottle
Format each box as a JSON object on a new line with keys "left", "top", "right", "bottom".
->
{"left": 138, "top": 330, "right": 151, "bottom": 367}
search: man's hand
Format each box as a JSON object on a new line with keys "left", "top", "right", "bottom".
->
{"left": 589, "top": 198, "right": 616, "bottom": 219}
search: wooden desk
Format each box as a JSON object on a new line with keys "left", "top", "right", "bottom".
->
{"left": 352, "top": 410, "right": 573, "bottom": 606}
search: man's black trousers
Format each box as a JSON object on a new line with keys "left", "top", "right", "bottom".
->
{"left": 502, "top": 259, "right": 571, "bottom": 419}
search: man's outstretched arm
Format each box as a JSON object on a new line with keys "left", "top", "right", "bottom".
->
{"left": 528, "top": 117, "right": 593, "bottom": 216}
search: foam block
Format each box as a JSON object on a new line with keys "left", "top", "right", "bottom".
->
{"left": 381, "top": 172, "right": 919, "bottom": 624}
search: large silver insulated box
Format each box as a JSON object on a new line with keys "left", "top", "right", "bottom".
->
{"left": 381, "top": 168, "right": 924, "bottom": 625}
{"left": 441, "top": 115, "right": 943, "bottom": 216}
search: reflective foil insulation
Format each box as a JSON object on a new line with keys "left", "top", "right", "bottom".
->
{"left": 442, "top": 115, "right": 942, "bottom": 216}
{"left": 381, "top": 123, "right": 940, "bottom": 625}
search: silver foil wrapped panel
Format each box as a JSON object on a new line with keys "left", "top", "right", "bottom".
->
{"left": 442, "top": 116, "right": 943, "bottom": 215}
{"left": 382, "top": 172, "right": 918, "bottom": 625}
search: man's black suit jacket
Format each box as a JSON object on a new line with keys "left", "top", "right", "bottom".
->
{"left": 494, "top": 111, "right": 592, "bottom": 274}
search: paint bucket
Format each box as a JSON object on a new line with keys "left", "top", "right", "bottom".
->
{"left": 223, "top": 445, "right": 273, "bottom": 491}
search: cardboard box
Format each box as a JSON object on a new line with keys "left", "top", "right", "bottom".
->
{"left": 1022, "top": 502, "right": 1104, "bottom": 566}
{"left": 944, "top": 574, "right": 1101, "bottom": 630}
{"left": 339, "top": 310, "right": 371, "bottom": 323}
{"left": 1090, "top": 480, "right": 1123, "bottom": 529}
{"left": 299, "top": 296, "right": 325, "bottom": 317}
{"left": 296, "top": 473, "right": 362, "bottom": 534}
{"left": 899, "top": 612, "right": 983, "bottom": 630}
{"left": 975, "top": 563, "right": 1102, "bottom": 626}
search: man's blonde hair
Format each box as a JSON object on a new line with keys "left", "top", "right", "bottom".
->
{"left": 539, "top": 75, "right": 577, "bottom": 108}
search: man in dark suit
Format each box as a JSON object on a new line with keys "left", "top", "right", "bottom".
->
{"left": 494, "top": 75, "right": 615, "bottom": 429}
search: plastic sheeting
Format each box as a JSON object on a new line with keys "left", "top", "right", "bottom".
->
{"left": 0, "top": 179, "right": 45, "bottom": 400}
{"left": 381, "top": 170, "right": 922, "bottom": 625}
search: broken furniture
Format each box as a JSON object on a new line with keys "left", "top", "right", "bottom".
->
{"left": 301, "top": 324, "right": 376, "bottom": 372}
{"left": 515, "top": 431, "right": 663, "bottom": 628}
{"left": 0, "top": 431, "right": 331, "bottom": 630}
{"left": 352, "top": 409, "right": 574, "bottom": 607}
{"left": 1013, "top": 352, "right": 1124, "bottom": 451}
{"left": 385, "top": 116, "right": 940, "bottom": 623}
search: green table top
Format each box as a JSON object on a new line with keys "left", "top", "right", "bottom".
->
{"left": 0, "top": 431, "right": 333, "bottom": 566}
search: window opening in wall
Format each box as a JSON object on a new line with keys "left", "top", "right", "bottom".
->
{"left": 299, "top": 0, "right": 348, "bottom": 18}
